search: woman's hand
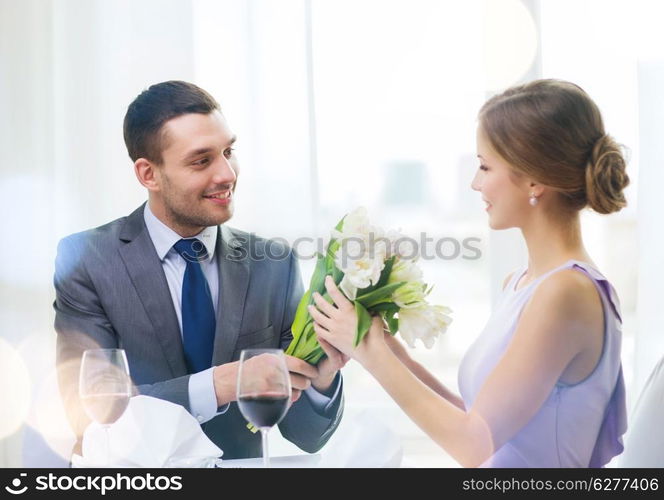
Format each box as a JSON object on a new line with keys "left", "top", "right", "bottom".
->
{"left": 383, "top": 327, "right": 412, "bottom": 365}
{"left": 308, "top": 276, "right": 387, "bottom": 365}
{"left": 311, "top": 335, "right": 350, "bottom": 394}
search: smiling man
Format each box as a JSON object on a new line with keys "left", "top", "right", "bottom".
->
{"left": 53, "top": 81, "right": 344, "bottom": 460}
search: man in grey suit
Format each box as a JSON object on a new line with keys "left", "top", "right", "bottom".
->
{"left": 54, "top": 81, "right": 345, "bottom": 460}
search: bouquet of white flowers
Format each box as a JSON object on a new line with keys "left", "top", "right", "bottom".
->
{"left": 286, "top": 207, "right": 452, "bottom": 363}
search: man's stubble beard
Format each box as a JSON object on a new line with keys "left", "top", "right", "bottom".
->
{"left": 161, "top": 176, "right": 235, "bottom": 230}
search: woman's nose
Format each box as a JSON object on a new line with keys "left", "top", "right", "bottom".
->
{"left": 470, "top": 171, "right": 481, "bottom": 192}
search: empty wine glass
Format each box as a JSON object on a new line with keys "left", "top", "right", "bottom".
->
{"left": 79, "top": 348, "right": 132, "bottom": 466}
{"left": 236, "top": 348, "right": 291, "bottom": 468}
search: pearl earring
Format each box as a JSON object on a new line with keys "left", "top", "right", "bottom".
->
{"left": 529, "top": 193, "right": 538, "bottom": 206}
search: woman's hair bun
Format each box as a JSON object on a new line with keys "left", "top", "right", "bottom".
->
{"left": 585, "top": 134, "right": 630, "bottom": 214}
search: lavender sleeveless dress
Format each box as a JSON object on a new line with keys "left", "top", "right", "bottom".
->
{"left": 458, "top": 260, "right": 627, "bottom": 467}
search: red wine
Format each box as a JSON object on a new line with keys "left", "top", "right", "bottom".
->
{"left": 81, "top": 393, "right": 130, "bottom": 425}
{"left": 238, "top": 394, "right": 289, "bottom": 428}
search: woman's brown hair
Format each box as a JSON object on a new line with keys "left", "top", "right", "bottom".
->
{"left": 479, "top": 79, "right": 629, "bottom": 214}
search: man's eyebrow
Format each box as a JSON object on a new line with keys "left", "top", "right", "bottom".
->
{"left": 182, "top": 147, "right": 214, "bottom": 162}
{"left": 181, "top": 137, "right": 237, "bottom": 162}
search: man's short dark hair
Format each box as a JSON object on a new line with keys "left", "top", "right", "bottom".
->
{"left": 123, "top": 80, "right": 220, "bottom": 164}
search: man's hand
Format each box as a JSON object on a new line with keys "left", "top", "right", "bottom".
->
{"left": 213, "top": 355, "right": 321, "bottom": 407}
{"left": 213, "top": 361, "right": 240, "bottom": 407}
{"left": 284, "top": 355, "right": 318, "bottom": 403}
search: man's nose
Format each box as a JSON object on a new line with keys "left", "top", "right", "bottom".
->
{"left": 212, "top": 156, "right": 237, "bottom": 184}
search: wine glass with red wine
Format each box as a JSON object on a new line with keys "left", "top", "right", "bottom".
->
{"left": 79, "top": 348, "right": 132, "bottom": 466}
{"left": 237, "top": 348, "right": 291, "bottom": 468}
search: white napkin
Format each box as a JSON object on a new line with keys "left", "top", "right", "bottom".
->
{"left": 72, "top": 395, "right": 223, "bottom": 468}
{"left": 318, "top": 409, "right": 403, "bottom": 467}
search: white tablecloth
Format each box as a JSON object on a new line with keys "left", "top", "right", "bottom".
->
{"left": 219, "top": 454, "right": 321, "bottom": 468}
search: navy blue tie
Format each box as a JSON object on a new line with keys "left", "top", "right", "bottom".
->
{"left": 173, "top": 238, "right": 216, "bottom": 374}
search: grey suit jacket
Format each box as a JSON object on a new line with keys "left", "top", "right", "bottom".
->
{"left": 53, "top": 203, "right": 343, "bottom": 459}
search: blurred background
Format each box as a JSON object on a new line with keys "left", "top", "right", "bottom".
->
{"left": 1, "top": 0, "right": 663, "bottom": 467}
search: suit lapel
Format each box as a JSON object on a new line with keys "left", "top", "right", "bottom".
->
{"left": 212, "top": 225, "right": 250, "bottom": 365}
{"left": 118, "top": 204, "right": 188, "bottom": 376}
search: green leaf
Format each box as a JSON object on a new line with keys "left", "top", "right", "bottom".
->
{"left": 305, "top": 348, "right": 326, "bottom": 365}
{"left": 309, "top": 253, "right": 328, "bottom": 295}
{"left": 356, "top": 281, "right": 407, "bottom": 309}
{"left": 323, "top": 213, "right": 349, "bottom": 292}
{"left": 354, "top": 301, "right": 373, "bottom": 347}
{"left": 300, "top": 322, "right": 316, "bottom": 349}
{"left": 326, "top": 240, "right": 340, "bottom": 263}
{"left": 325, "top": 215, "right": 346, "bottom": 262}
{"left": 424, "top": 283, "right": 434, "bottom": 297}
{"left": 368, "top": 302, "right": 399, "bottom": 314}
{"left": 333, "top": 214, "right": 346, "bottom": 232}
{"left": 331, "top": 266, "right": 344, "bottom": 285}
{"left": 325, "top": 248, "right": 344, "bottom": 282}
{"left": 287, "top": 291, "right": 312, "bottom": 355}
{"left": 287, "top": 320, "right": 327, "bottom": 365}
{"left": 386, "top": 312, "right": 399, "bottom": 335}
{"left": 311, "top": 252, "right": 327, "bottom": 279}
{"left": 375, "top": 256, "right": 396, "bottom": 289}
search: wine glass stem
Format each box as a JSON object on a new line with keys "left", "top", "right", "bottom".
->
{"left": 260, "top": 428, "right": 270, "bottom": 468}
{"left": 104, "top": 425, "right": 110, "bottom": 467}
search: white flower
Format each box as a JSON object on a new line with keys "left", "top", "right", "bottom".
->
{"left": 336, "top": 239, "right": 387, "bottom": 291}
{"left": 389, "top": 258, "right": 427, "bottom": 308}
{"left": 389, "top": 258, "right": 423, "bottom": 284}
{"left": 392, "top": 282, "right": 427, "bottom": 308}
{"left": 398, "top": 304, "right": 453, "bottom": 348}
{"left": 386, "top": 229, "right": 419, "bottom": 261}
{"left": 339, "top": 278, "right": 358, "bottom": 301}
{"left": 332, "top": 206, "right": 372, "bottom": 238}
{"left": 332, "top": 207, "right": 388, "bottom": 293}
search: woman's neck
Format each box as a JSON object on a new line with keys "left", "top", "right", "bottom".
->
{"left": 520, "top": 210, "right": 592, "bottom": 279}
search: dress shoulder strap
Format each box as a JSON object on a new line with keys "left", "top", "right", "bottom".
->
{"left": 568, "top": 260, "right": 622, "bottom": 324}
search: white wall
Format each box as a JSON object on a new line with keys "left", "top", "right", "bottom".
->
{"left": 0, "top": 0, "right": 197, "bottom": 466}
{"left": 635, "top": 59, "right": 664, "bottom": 392}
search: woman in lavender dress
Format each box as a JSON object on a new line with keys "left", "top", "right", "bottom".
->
{"left": 309, "top": 79, "right": 629, "bottom": 467}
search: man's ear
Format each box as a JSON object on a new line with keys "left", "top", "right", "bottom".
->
{"left": 134, "top": 158, "right": 160, "bottom": 192}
